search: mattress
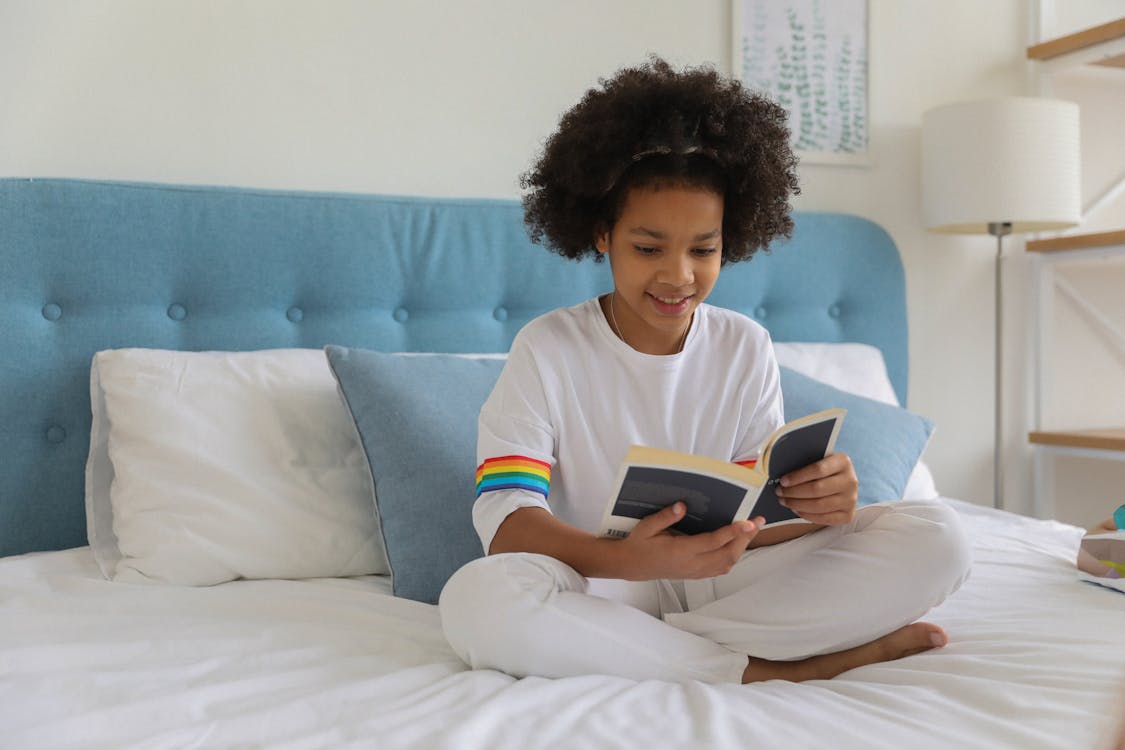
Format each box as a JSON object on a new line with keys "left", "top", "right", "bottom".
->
{"left": 2, "top": 498, "right": 1123, "bottom": 750}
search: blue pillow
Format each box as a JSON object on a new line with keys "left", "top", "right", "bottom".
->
{"left": 779, "top": 366, "right": 934, "bottom": 505}
{"left": 325, "top": 347, "right": 504, "bottom": 604}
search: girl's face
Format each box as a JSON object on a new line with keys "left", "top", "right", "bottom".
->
{"left": 595, "top": 185, "right": 723, "bottom": 355}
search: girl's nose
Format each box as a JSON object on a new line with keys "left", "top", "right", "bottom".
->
{"left": 659, "top": 254, "right": 694, "bottom": 286}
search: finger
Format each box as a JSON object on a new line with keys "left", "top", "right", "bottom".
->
{"left": 631, "top": 501, "right": 687, "bottom": 538}
{"left": 777, "top": 473, "right": 859, "bottom": 502}
{"left": 689, "top": 518, "right": 762, "bottom": 552}
{"left": 780, "top": 453, "right": 851, "bottom": 488}
{"left": 655, "top": 523, "right": 753, "bottom": 567}
{"left": 778, "top": 467, "right": 856, "bottom": 502}
{"left": 776, "top": 477, "right": 837, "bottom": 500}
{"left": 694, "top": 528, "right": 756, "bottom": 574}
{"left": 780, "top": 495, "right": 846, "bottom": 515}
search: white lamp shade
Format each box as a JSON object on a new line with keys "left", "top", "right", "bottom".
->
{"left": 921, "top": 97, "right": 1081, "bottom": 234}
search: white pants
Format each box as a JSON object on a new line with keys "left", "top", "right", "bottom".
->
{"left": 439, "top": 500, "right": 971, "bottom": 684}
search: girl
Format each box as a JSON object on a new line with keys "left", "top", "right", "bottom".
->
{"left": 439, "top": 57, "right": 970, "bottom": 684}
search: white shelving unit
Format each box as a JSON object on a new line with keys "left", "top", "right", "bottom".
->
{"left": 1027, "top": 234, "right": 1125, "bottom": 518}
{"left": 1026, "top": 15, "right": 1125, "bottom": 519}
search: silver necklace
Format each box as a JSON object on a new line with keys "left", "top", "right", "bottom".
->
{"left": 609, "top": 291, "right": 690, "bottom": 354}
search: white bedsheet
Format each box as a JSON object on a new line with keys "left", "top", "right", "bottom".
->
{"left": 2, "top": 499, "right": 1123, "bottom": 750}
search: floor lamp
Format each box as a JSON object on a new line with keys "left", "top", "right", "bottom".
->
{"left": 921, "top": 97, "right": 1080, "bottom": 510}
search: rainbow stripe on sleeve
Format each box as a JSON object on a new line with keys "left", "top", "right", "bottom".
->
{"left": 735, "top": 457, "right": 758, "bottom": 470}
{"left": 475, "top": 455, "right": 551, "bottom": 498}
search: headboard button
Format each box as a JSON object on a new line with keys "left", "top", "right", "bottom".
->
{"left": 493, "top": 307, "right": 509, "bottom": 322}
{"left": 46, "top": 425, "right": 67, "bottom": 444}
{"left": 167, "top": 304, "right": 187, "bottom": 321}
{"left": 828, "top": 304, "right": 842, "bottom": 319}
{"left": 41, "top": 303, "right": 62, "bottom": 321}
{"left": 753, "top": 306, "right": 767, "bottom": 320}
{"left": 392, "top": 307, "right": 409, "bottom": 323}
{"left": 286, "top": 306, "right": 304, "bottom": 323}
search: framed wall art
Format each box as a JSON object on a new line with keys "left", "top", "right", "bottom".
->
{"left": 732, "top": 0, "right": 870, "bottom": 166}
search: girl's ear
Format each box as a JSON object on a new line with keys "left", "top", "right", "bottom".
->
{"left": 594, "top": 225, "right": 610, "bottom": 255}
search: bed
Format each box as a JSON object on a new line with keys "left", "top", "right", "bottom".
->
{"left": 2, "top": 177, "right": 1123, "bottom": 749}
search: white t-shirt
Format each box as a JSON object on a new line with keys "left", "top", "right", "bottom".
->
{"left": 473, "top": 298, "right": 783, "bottom": 553}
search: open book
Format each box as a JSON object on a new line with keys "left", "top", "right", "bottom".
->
{"left": 598, "top": 408, "right": 846, "bottom": 538}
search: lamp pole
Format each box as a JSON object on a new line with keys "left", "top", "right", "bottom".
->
{"left": 988, "top": 221, "right": 1012, "bottom": 510}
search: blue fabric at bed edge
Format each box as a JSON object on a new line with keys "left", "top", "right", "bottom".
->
{"left": 326, "top": 345, "right": 933, "bottom": 604}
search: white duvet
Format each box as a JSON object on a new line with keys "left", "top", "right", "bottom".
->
{"left": 3, "top": 499, "right": 1124, "bottom": 750}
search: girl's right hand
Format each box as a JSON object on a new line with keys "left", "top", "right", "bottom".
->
{"left": 613, "top": 502, "right": 763, "bottom": 581}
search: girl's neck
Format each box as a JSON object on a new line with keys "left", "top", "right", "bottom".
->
{"left": 603, "top": 292, "right": 691, "bottom": 356}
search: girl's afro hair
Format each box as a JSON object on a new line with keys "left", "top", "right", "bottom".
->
{"left": 521, "top": 56, "right": 800, "bottom": 263}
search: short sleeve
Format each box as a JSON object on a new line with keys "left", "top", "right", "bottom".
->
{"left": 473, "top": 332, "right": 558, "bottom": 553}
{"left": 732, "top": 336, "right": 785, "bottom": 465}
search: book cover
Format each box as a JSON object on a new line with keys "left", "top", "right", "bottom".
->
{"left": 598, "top": 408, "right": 846, "bottom": 538}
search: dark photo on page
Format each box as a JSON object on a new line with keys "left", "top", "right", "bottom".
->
{"left": 612, "top": 466, "right": 747, "bottom": 535}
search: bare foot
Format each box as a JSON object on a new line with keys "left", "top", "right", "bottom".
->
{"left": 741, "top": 622, "right": 947, "bottom": 683}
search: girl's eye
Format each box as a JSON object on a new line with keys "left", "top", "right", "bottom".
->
{"left": 634, "top": 246, "right": 659, "bottom": 256}
{"left": 693, "top": 247, "right": 719, "bottom": 257}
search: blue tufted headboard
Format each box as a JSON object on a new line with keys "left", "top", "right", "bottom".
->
{"left": 0, "top": 178, "right": 906, "bottom": 557}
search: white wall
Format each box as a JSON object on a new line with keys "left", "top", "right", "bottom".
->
{"left": 2, "top": 0, "right": 1122, "bottom": 517}
{"left": 0, "top": 0, "right": 731, "bottom": 197}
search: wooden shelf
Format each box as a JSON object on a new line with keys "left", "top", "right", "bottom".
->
{"left": 1027, "top": 17, "right": 1125, "bottom": 67}
{"left": 1026, "top": 229, "right": 1125, "bottom": 253}
{"left": 1029, "top": 428, "right": 1125, "bottom": 452}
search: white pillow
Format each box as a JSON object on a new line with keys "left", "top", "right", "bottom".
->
{"left": 773, "top": 342, "right": 899, "bottom": 405}
{"left": 86, "top": 348, "right": 387, "bottom": 584}
{"left": 900, "top": 457, "right": 940, "bottom": 500}
{"left": 773, "top": 342, "right": 939, "bottom": 500}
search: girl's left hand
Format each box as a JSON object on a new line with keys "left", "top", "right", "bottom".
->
{"left": 774, "top": 453, "right": 858, "bottom": 526}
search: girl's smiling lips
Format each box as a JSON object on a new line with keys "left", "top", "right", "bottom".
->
{"left": 647, "top": 291, "right": 693, "bottom": 315}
